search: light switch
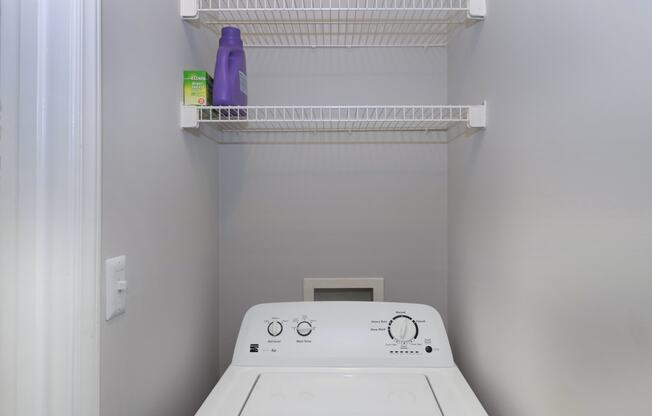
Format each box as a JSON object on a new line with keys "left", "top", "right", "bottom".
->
{"left": 105, "top": 255, "right": 127, "bottom": 320}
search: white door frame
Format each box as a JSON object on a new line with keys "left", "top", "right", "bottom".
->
{"left": 0, "top": 0, "right": 102, "bottom": 415}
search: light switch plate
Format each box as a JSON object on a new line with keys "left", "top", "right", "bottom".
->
{"left": 105, "top": 255, "right": 127, "bottom": 320}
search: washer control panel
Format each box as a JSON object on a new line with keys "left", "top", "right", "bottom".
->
{"left": 233, "top": 302, "right": 453, "bottom": 368}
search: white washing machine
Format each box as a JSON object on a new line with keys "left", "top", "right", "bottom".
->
{"left": 195, "top": 302, "right": 487, "bottom": 416}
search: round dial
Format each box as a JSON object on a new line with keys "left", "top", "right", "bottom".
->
{"left": 296, "top": 321, "right": 313, "bottom": 337}
{"left": 267, "top": 321, "right": 283, "bottom": 337}
{"left": 388, "top": 315, "right": 418, "bottom": 342}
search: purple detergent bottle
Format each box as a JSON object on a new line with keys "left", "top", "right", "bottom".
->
{"left": 213, "top": 27, "right": 247, "bottom": 115}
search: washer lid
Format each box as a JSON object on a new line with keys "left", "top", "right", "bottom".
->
{"left": 241, "top": 372, "right": 443, "bottom": 416}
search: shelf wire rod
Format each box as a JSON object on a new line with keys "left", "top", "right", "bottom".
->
{"left": 370, "top": 0, "right": 379, "bottom": 46}
{"left": 441, "top": 9, "right": 450, "bottom": 45}
{"left": 413, "top": 108, "right": 424, "bottom": 132}
{"left": 336, "top": 0, "right": 346, "bottom": 46}
{"left": 359, "top": 0, "right": 367, "bottom": 47}
{"left": 324, "top": 1, "right": 332, "bottom": 48}
{"left": 278, "top": 0, "right": 287, "bottom": 46}
{"left": 418, "top": 107, "right": 425, "bottom": 132}
{"left": 269, "top": 107, "right": 275, "bottom": 130}
{"left": 302, "top": 0, "right": 306, "bottom": 45}
{"left": 385, "top": 107, "right": 393, "bottom": 131}
{"left": 402, "top": 0, "right": 411, "bottom": 46}
{"left": 270, "top": 0, "right": 280, "bottom": 48}
{"left": 426, "top": 107, "right": 439, "bottom": 131}
{"left": 364, "top": 0, "right": 373, "bottom": 47}
{"left": 322, "top": 1, "right": 334, "bottom": 48}
{"left": 251, "top": 0, "right": 262, "bottom": 46}
{"left": 315, "top": 0, "right": 320, "bottom": 47}
{"left": 295, "top": 0, "right": 303, "bottom": 48}
{"left": 356, "top": 0, "right": 364, "bottom": 47}
{"left": 325, "top": 0, "right": 330, "bottom": 48}
{"left": 304, "top": 0, "right": 313, "bottom": 47}
{"left": 339, "top": 0, "right": 355, "bottom": 46}
{"left": 416, "top": 6, "right": 436, "bottom": 47}
{"left": 360, "top": 0, "right": 367, "bottom": 47}
{"left": 264, "top": 0, "right": 274, "bottom": 47}
{"left": 336, "top": 107, "right": 342, "bottom": 132}
{"left": 248, "top": 0, "right": 260, "bottom": 47}
{"left": 278, "top": 107, "right": 288, "bottom": 128}
{"left": 313, "top": 107, "right": 318, "bottom": 133}
{"left": 356, "top": 0, "right": 362, "bottom": 48}
{"left": 326, "top": 1, "right": 331, "bottom": 48}
{"left": 285, "top": 0, "right": 302, "bottom": 45}
{"left": 421, "top": 106, "right": 428, "bottom": 127}
{"left": 351, "top": 0, "right": 358, "bottom": 47}
{"left": 328, "top": 107, "right": 334, "bottom": 130}
{"left": 419, "top": 3, "right": 430, "bottom": 45}
{"left": 378, "top": 0, "right": 390, "bottom": 46}
{"left": 352, "top": 0, "right": 360, "bottom": 46}
{"left": 375, "top": 2, "right": 386, "bottom": 46}
{"left": 361, "top": 106, "right": 369, "bottom": 131}
{"left": 264, "top": 1, "right": 274, "bottom": 48}
{"left": 392, "top": 0, "right": 403, "bottom": 46}
{"left": 401, "top": 0, "right": 409, "bottom": 46}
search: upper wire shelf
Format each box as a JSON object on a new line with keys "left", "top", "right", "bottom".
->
{"left": 180, "top": 0, "right": 486, "bottom": 48}
{"left": 181, "top": 103, "right": 486, "bottom": 133}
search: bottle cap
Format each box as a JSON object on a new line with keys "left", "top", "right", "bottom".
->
{"left": 221, "top": 27, "right": 241, "bottom": 39}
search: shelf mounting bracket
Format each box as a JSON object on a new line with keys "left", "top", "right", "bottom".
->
{"left": 468, "top": 0, "right": 486, "bottom": 19}
{"left": 180, "top": 0, "right": 198, "bottom": 19}
{"left": 181, "top": 103, "right": 199, "bottom": 128}
{"left": 468, "top": 101, "right": 487, "bottom": 129}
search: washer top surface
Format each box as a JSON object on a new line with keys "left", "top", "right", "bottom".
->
{"left": 241, "top": 372, "right": 443, "bottom": 416}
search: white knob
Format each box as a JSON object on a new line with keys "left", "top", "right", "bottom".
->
{"left": 296, "top": 321, "right": 313, "bottom": 337}
{"left": 267, "top": 321, "right": 283, "bottom": 337}
{"left": 388, "top": 316, "right": 418, "bottom": 342}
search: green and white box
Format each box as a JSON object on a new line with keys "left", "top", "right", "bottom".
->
{"left": 183, "top": 70, "right": 213, "bottom": 106}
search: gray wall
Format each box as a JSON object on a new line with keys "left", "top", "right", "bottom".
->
{"left": 447, "top": 1, "right": 652, "bottom": 415}
{"left": 101, "top": 0, "right": 220, "bottom": 415}
{"left": 217, "top": 48, "right": 449, "bottom": 372}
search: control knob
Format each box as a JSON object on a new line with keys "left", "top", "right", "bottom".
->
{"left": 296, "top": 321, "right": 313, "bottom": 337}
{"left": 388, "top": 315, "right": 418, "bottom": 342}
{"left": 267, "top": 321, "right": 283, "bottom": 337}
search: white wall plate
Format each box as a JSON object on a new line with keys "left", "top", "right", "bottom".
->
{"left": 105, "top": 256, "right": 128, "bottom": 320}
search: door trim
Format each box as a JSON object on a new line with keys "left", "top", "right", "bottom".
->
{"left": 0, "top": 0, "right": 102, "bottom": 414}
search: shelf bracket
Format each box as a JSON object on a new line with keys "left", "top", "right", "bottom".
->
{"left": 180, "top": 0, "right": 198, "bottom": 19}
{"left": 468, "top": 0, "right": 487, "bottom": 19}
{"left": 181, "top": 103, "right": 199, "bottom": 128}
{"left": 468, "top": 101, "right": 487, "bottom": 128}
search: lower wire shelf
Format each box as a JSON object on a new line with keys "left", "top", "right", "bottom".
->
{"left": 181, "top": 103, "right": 486, "bottom": 141}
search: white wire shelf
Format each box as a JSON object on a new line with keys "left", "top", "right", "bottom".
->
{"left": 180, "top": 0, "right": 485, "bottom": 48}
{"left": 181, "top": 103, "right": 486, "bottom": 134}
